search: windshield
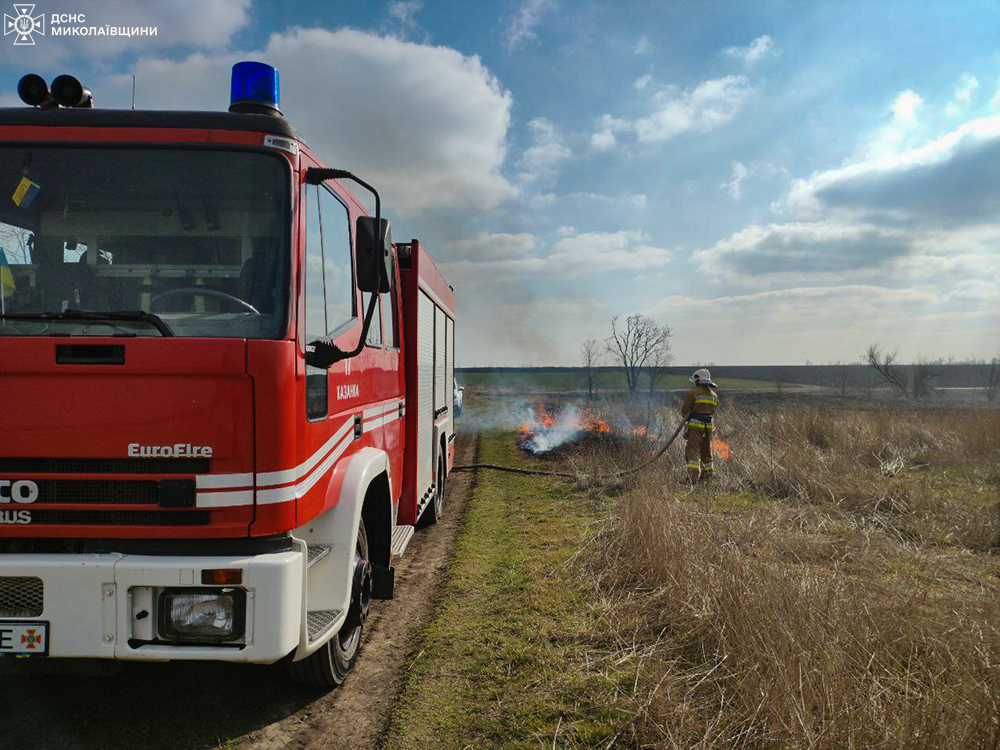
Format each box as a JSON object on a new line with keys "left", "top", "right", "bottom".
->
{"left": 0, "top": 146, "right": 289, "bottom": 338}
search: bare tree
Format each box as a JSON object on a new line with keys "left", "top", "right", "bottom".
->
{"left": 836, "top": 362, "right": 851, "bottom": 397}
{"left": 910, "top": 358, "right": 940, "bottom": 399}
{"left": 581, "top": 339, "right": 602, "bottom": 400}
{"left": 982, "top": 357, "right": 1000, "bottom": 402}
{"left": 647, "top": 344, "right": 674, "bottom": 394}
{"left": 865, "top": 344, "right": 908, "bottom": 398}
{"left": 865, "top": 344, "right": 939, "bottom": 399}
{"left": 606, "top": 313, "right": 672, "bottom": 396}
{"left": 772, "top": 367, "right": 787, "bottom": 394}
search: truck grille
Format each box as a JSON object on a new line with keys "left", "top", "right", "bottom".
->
{"left": 24, "top": 510, "right": 209, "bottom": 526}
{"left": 0, "top": 457, "right": 209, "bottom": 474}
{"left": 0, "top": 576, "right": 43, "bottom": 617}
{"left": 32, "top": 480, "right": 159, "bottom": 505}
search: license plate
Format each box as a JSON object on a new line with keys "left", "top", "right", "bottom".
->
{"left": 0, "top": 621, "right": 48, "bottom": 657}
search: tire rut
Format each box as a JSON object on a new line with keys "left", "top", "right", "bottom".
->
{"left": 240, "top": 431, "right": 478, "bottom": 750}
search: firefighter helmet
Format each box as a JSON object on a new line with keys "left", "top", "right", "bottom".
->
{"left": 690, "top": 368, "right": 712, "bottom": 384}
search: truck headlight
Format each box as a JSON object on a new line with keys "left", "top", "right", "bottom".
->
{"left": 158, "top": 588, "right": 246, "bottom": 643}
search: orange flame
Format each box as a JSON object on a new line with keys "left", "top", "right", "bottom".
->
{"left": 579, "top": 409, "right": 611, "bottom": 433}
{"left": 713, "top": 438, "right": 732, "bottom": 460}
{"left": 519, "top": 400, "right": 612, "bottom": 452}
{"left": 629, "top": 425, "right": 658, "bottom": 440}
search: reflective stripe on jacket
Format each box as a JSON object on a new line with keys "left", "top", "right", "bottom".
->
{"left": 680, "top": 384, "right": 718, "bottom": 419}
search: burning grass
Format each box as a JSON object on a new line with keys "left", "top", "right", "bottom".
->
{"left": 580, "top": 401, "right": 1000, "bottom": 748}
{"left": 517, "top": 397, "right": 610, "bottom": 454}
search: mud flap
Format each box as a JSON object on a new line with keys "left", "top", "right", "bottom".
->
{"left": 371, "top": 564, "right": 395, "bottom": 600}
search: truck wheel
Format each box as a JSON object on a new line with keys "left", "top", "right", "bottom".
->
{"left": 288, "top": 521, "right": 370, "bottom": 688}
{"left": 419, "top": 456, "right": 446, "bottom": 527}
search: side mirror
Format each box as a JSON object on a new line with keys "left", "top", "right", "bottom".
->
{"left": 355, "top": 216, "right": 392, "bottom": 293}
{"left": 306, "top": 339, "right": 340, "bottom": 370}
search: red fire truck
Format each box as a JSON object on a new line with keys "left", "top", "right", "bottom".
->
{"left": 0, "top": 63, "right": 457, "bottom": 686}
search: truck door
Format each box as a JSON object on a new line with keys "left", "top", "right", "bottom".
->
{"left": 298, "top": 173, "right": 359, "bottom": 523}
{"left": 380, "top": 257, "right": 405, "bottom": 503}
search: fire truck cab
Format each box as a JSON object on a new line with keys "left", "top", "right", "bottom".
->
{"left": 0, "top": 63, "right": 457, "bottom": 686}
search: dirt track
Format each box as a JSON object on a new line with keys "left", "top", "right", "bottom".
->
{"left": 0, "top": 432, "right": 477, "bottom": 750}
{"left": 240, "top": 431, "right": 477, "bottom": 749}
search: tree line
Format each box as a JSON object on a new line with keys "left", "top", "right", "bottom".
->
{"left": 581, "top": 312, "right": 999, "bottom": 402}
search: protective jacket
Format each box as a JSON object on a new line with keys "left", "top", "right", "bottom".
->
{"left": 680, "top": 383, "right": 718, "bottom": 482}
{"left": 680, "top": 384, "right": 718, "bottom": 423}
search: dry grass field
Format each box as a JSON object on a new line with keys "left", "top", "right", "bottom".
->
{"left": 579, "top": 400, "right": 1000, "bottom": 749}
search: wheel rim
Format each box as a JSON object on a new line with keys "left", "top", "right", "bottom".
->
{"left": 340, "top": 524, "right": 369, "bottom": 650}
{"left": 435, "top": 459, "right": 445, "bottom": 516}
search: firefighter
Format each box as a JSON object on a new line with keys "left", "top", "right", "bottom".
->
{"left": 679, "top": 368, "right": 718, "bottom": 484}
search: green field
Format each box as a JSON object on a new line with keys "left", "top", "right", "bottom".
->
{"left": 456, "top": 368, "right": 772, "bottom": 391}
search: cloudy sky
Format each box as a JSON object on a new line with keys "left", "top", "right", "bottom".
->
{"left": 5, "top": 0, "right": 999, "bottom": 365}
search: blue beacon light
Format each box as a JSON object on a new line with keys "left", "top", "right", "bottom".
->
{"left": 229, "top": 61, "right": 281, "bottom": 115}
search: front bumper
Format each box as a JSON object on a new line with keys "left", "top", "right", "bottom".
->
{"left": 0, "top": 550, "right": 303, "bottom": 663}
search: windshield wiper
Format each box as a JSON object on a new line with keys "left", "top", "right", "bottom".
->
{"left": 0, "top": 309, "right": 175, "bottom": 337}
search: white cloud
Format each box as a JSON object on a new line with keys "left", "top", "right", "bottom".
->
{"left": 945, "top": 72, "right": 979, "bottom": 118}
{"left": 441, "top": 229, "right": 671, "bottom": 286}
{"left": 591, "top": 75, "right": 753, "bottom": 148}
{"left": 562, "top": 192, "right": 648, "bottom": 211}
{"left": 694, "top": 221, "right": 912, "bottom": 283}
{"left": 893, "top": 90, "right": 922, "bottom": 122}
{"left": 384, "top": 1, "right": 426, "bottom": 40}
{"left": 517, "top": 117, "right": 571, "bottom": 184}
{"left": 635, "top": 75, "right": 754, "bottom": 143}
{"left": 848, "top": 89, "right": 924, "bottom": 161}
{"left": 0, "top": 0, "right": 251, "bottom": 63}
{"left": 553, "top": 229, "right": 671, "bottom": 269}
{"left": 100, "top": 27, "right": 517, "bottom": 215}
{"left": 444, "top": 232, "right": 536, "bottom": 261}
{"left": 589, "top": 114, "right": 629, "bottom": 151}
{"left": 634, "top": 35, "right": 651, "bottom": 55}
{"left": 722, "top": 35, "right": 775, "bottom": 64}
{"left": 720, "top": 161, "right": 749, "bottom": 199}
{"left": 590, "top": 128, "right": 617, "bottom": 151}
{"left": 784, "top": 113, "right": 1000, "bottom": 225}
{"left": 650, "top": 284, "right": 999, "bottom": 365}
{"left": 699, "top": 109, "right": 1000, "bottom": 331}
{"left": 989, "top": 77, "right": 1000, "bottom": 111}
{"left": 503, "top": 0, "right": 556, "bottom": 51}
{"left": 953, "top": 72, "right": 979, "bottom": 102}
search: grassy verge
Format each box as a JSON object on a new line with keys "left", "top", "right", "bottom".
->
{"left": 380, "top": 431, "right": 640, "bottom": 750}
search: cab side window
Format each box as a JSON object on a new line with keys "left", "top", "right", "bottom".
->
{"left": 383, "top": 256, "right": 399, "bottom": 350}
{"left": 319, "top": 188, "right": 354, "bottom": 333}
{"left": 304, "top": 185, "right": 327, "bottom": 420}
{"left": 362, "top": 292, "right": 382, "bottom": 348}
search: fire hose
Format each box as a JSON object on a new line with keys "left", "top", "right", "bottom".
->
{"left": 450, "top": 413, "right": 690, "bottom": 479}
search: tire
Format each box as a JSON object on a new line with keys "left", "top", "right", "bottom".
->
{"left": 287, "top": 521, "right": 369, "bottom": 688}
{"left": 419, "top": 455, "right": 446, "bottom": 527}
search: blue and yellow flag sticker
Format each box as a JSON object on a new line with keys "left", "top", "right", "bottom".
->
{"left": 0, "top": 248, "right": 15, "bottom": 298}
{"left": 12, "top": 177, "right": 40, "bottom": 208}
